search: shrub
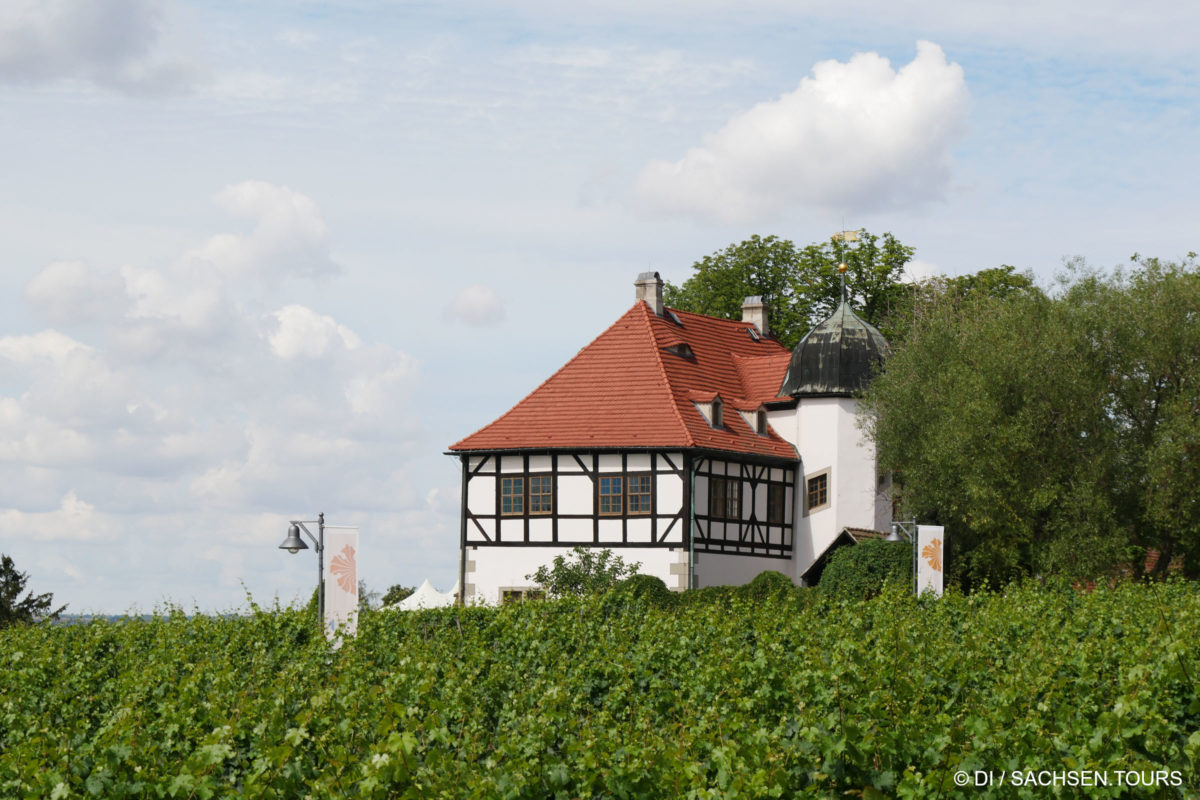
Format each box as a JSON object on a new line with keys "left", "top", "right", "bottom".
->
{"left": 819, "top": 539, "right": 911, "bottom": 599}
{"left": 527, "top": 547, "right": 641, "bottom": 597}
{"left": 606, "top": 574, "right": 677, "bottom": 609}
{"left": 737, "top": 570, "right": 797, "bottom": 602}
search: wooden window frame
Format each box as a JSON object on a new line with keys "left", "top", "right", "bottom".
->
{"left": 805, "top": 470, "right": 830, "bottom": 515}
{"left": 598, "top": 474, "right": 624, "bottom": 516}
{"left": 501, "top": 587, "right": 546, "bottom": 604}
{"left": 709, "top": 475, "right": 740, "bottom": 520}
{"left": 627, "top": 474, "right": 652, "bottom": 516}
{"left": 767, "top": 483, "right": 786, "bottom": 524}
{"left": 528, "top": 474, "right": 554, "bottom": 515}
{"left": 500, "top": 476, "right": 524, "bottom": 516}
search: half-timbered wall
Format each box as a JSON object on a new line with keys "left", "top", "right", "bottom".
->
{"left": 463, "top": 452, "right": 687, "bottom": 548}
{"left": 691, "top": 457, "right": 795, "bottom": 559}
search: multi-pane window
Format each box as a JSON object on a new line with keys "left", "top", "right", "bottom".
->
{"left": 627, "top": 474, "right": 652, "bottom": 515}
{"left": 529, "top": 475, "right": 554, "bottom": 515}
{"left": 709, "top": 475, "right": 740, "bottom": 519}
{"left": 767, "top": 483, "right": 786, "bottom": 524}
{"left": 599, "top": 475, "right": 623, "bottom": 515}
{"left": 501, "top": 588, "right": 545, "bottom": 604}
{"left": 806, "top": 472, "right": 829, "bottom": 514}
{"left": 501, "top": 476, "right": 524, "bottom": 515}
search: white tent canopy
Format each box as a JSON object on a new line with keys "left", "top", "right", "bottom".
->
{"left": 386, "top": 579, "right": 458, "bottom": 611}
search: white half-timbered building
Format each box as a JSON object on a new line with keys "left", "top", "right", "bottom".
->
{"left": 448, "top": 272, "right": 891, "bottom": 603}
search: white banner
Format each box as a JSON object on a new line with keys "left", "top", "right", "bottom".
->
{"left": 323, "top": 527, "right": 359, "bottom": 640}
{"left": 916, "top": 525, "right": 945, "bottom": 597}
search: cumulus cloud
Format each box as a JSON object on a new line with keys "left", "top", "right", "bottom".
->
{"left": 635, "top": 41, "right": 969, "bottom": 223}
{"left": 0, "top": 490, "right": 114, "bottom": 541}
{"left": 25, "top": 181, "right": 342, "bottom": 362}
{"left": 0, "top": 0, "right": 201, "bottom": 94}
{"left": 444, "top": 284, "right": 505, "bottom": 326}
{"left": 6, "top": 182, "right": 425, "bottom": 610}
{"left": 269, "top": 305, "right": 361, "bottom": 360}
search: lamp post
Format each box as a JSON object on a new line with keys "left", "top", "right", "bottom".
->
{"left": 278, "top": 512, "right": 325, "bottom": 628}
{"left": 887, "top": 518, "right": 918, "bottom": 594}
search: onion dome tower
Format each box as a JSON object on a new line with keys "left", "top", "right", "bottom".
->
{"left": 778, "top": 300, "right": 889, "bottom": 397}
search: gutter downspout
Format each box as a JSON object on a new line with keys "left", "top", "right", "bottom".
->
{"left": 456, "top": 454, "right": 468, "bottom": 606}
{"left": 689, "top": 457, "right": 699, "bottom": 590}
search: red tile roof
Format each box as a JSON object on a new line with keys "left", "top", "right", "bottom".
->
{"left": 450, "top": 302, "right": 797, "bottom": 459}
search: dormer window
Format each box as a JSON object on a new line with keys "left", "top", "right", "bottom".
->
{"left": 756, "top": 409, "right": 767, "bottom": 435}
{"left": 711, "top": 396, "right": 723, "bottom": 428}
{"left": 664, "top": 342, "right": 694, "bottom": 358}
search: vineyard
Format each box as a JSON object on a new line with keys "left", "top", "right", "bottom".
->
{"left": 2, "top": 580, "right": 1199, "bottom": 798}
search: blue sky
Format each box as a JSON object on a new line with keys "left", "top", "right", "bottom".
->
{"left": 2, "top": 0, "right": 1198, "bottom": 612}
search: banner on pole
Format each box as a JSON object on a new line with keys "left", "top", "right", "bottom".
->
{"left": 916, "top": 525, "right": 945, "bottom": 597}
{"left": 323, "top": 526, "right": 359, "bottom": 640}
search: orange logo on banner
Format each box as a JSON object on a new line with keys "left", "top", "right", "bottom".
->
{"left": 330, "top": 545, "right": 357, "bottom": 593}
{"left": 922, "top": 538, "right": 943, "bottom": 573}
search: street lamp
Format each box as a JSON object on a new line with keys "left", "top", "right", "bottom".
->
{"left": 887, "top": 519, "right": 918, "bottom": 594}
{"left": 279, "top": 512, "right": 325, "bottom": 628}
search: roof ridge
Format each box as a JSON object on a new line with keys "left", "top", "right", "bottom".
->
{"left": 637, "top": 302, "right": 696, "bottom": 447}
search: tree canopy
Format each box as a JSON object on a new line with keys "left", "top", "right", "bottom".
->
{"left": 863, "top": 255, "right": 1200, "bottom": 587}
{"left": 663, "top": 231, "right": 915, "bottom": 348}
{"left": 1, "top": 554, "right": 65, "bottom": 628}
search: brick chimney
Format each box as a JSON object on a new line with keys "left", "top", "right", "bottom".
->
{"left": 742, "top": 296, "right": 768, "bottom": 337}
{"left": 635, "top": 271, "right": 664, "bottom": 316}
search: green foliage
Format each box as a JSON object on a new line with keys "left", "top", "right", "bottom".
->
{"left": 2, "top": 582, "right": 1198, "bottom": 797}
{"left": 527, "top": 546, "right": 641, "bottom": 597}
{"left": 664, "top": 231, "right": 915, "bottom": 348}
{"left": 0, "top": 554, "right": 65, "bottom": 628}
{"left": 381, "top": 584, "right": 417, "bottom": 607}
{"left": 739, "top": 569, "right": 798, "bottom": 601}
{"left": 605, "top": 574, "right": 677, "bottom": 610}
{"left": 865, "top": 255, "right": 1200, "bottom": 587}
{"left": 820, "top": 540, "right": 912, "bottom": 600}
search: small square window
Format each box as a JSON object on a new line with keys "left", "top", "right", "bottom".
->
{"left": 805, "top": 471, "right": 829, "bottom": 515}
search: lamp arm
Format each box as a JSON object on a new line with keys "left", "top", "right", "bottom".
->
{"left": 291, "top": 521, "right": 324, "bottom": 552}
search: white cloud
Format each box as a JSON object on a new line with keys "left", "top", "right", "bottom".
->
{"left": 635, "top": 41, "right": 969, "bottom": 223}
{"left": 4, "top": 184, "right": 425, "bottom": 610}
{"left": 0, "top": 490, "right": 113, "bottom": 541}
{"left": 189, "top": 181, "right": 339, "bottom": 281}
{"left": 269, "top": 305, "right": 361, "bottom": 360}
{"left": 443, "top": 284, "right": 505, "bottom": 326}
{"left": 24, "top": 261, "right": 128, "bottom": 325}
{"left": 0, "top": 0, "right": 201, "bottom": 94}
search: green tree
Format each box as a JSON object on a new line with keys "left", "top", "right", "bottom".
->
{"left": 0, "top": 554, "right": 65, "bottom": 627}
{"left": 527, "top": 547, "right": 641, "bottom": 598}
{"left": 863, "top": 255, "right": 1200, "bottom": 587}
{"left": 380, "top": 584, "right": 416, "bottom": 606}
{"left": 663, "top": 231, "right": 915, "bottom": 348}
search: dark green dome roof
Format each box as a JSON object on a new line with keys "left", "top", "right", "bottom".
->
{"left": 779, "top": 300, "right": 889, "bottom": 397}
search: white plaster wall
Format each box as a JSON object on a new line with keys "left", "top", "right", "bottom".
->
{"left": 467, "top": 546, "right": 685, "bottom": 605}
{"left": 558, "top": 474, "right": 592, "bottom": 514}
{"left": 696, "top": 552, "right": 793, "bottom": 588}
{"left": 790, "top": 396, "right": 881, "bottom": 581}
